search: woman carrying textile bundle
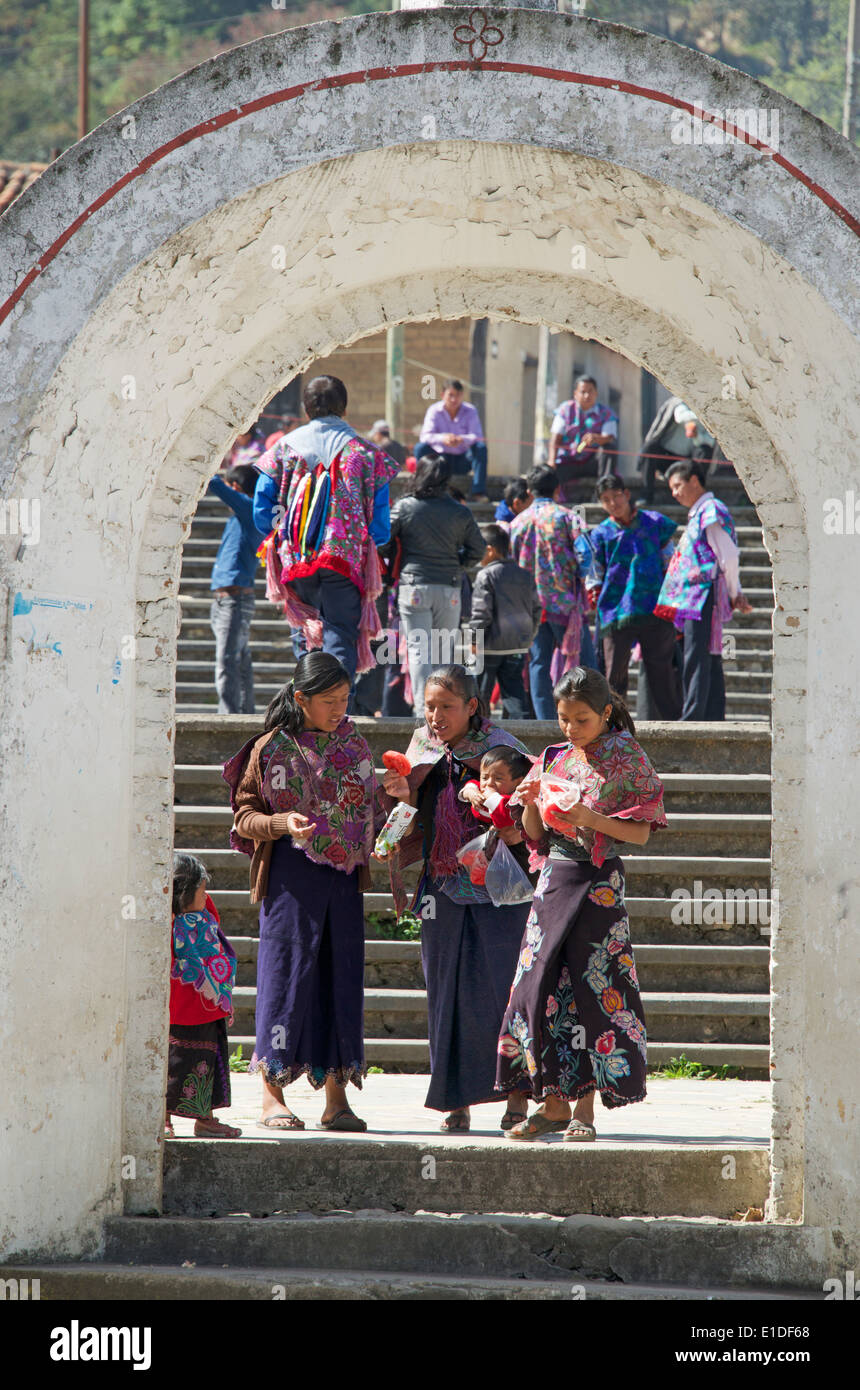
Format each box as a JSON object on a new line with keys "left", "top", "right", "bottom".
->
{"left": 252, "top": 374, "right": 400, "bottom": 690}
{"left": 497, "top": 666, "right": 666, "bottom": 1142}
{"left": 222, "top": 651, "right": 381, "bottom": 1133}
{"left": 380, "top": 664, "right": 534, "bottom": 1133}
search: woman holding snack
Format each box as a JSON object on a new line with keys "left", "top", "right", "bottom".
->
{"left": 222, "top": 651, "right": 379, "bottom": 1132}
{"left": 379, "top": 663, "right": 534, "bottom": 1133}
{"left": 497, "top": 666, "right": 666, "bottom": 1142}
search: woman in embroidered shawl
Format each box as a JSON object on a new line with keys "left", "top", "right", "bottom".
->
{"left": 497, "top": 666, "right": 667, "bottom": 1142}
{"left": 380, "top": 664, "right": 534, "bottom": 1133}
{"left": 222, "top": 652, "right": 380, "bottom": 1132}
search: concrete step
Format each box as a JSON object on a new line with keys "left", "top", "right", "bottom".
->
{"left": 185, "top": 847, "right": 772, "bottom": 894}
{"left": 229, "top": 985, "right": 770, "bottom": 1044}
{"left": 159, "top": 1134, "right": 768, "bottom": 1220}
{"left": 174, "top": 715, "right": 773, "bottom": 772}
{"left": 5, "top": 1261, "right": 804, "bottom": 1300}
{"left": 175, "top": 765, "right": 772, "bottom": 812}
{"left": 227, "top": 935, "right": 769, "bottom": 993}
{"left": 213, "top": 890, "right": 775, "bottom": 945}
{"left": 173, "top": 802, "right": 771, "bottom": 856}
{"left": 175, "top": 678, "right": 775, "bottom": 708}
{"left": 95, "top": 1211, "right": 819, "bottom": 1293}
{"left": 225, "top": 1034, "right": 770, "bottom": 1074}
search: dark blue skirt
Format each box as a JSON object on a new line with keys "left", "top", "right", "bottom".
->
{"left": 421, "top": 881, "right": 530, "bottom": 1112}
{"left": 254, "top": 837, "right": 366, "bottom": 1090}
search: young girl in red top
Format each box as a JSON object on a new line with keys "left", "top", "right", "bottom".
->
{"left": 165, "top": 853, "right": 241, "bottom": 1139}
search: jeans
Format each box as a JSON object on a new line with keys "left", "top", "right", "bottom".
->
{"left": 529, "top": 618, "right": 568, "bottom": 720}
{"left": 681, "top": 585, "right": 726, "bottom": 721}
{"left": 398, "top": 581, "right": 462, "bottom": 716}
{"left": 210, "top": 592, "right": 255, "bottom": 714}
{"left": 528, "top": 617, "right": 596, "bottom": 719}
{"left": 291, "top": 569, "right": 362, "bottom": 688}
{"left": 414, "top": 440, "right": 489, "bottom": 496}
{"left": 479, "top": 653, "right": 529, "bottom": 720}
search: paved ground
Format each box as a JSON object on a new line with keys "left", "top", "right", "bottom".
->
{"left": 172, "top": 1073, "right": 771, "bottom": 1147}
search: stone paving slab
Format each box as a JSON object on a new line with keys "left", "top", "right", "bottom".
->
{"left": 171, "top": 1072, "right": 771, "bottom": 1148}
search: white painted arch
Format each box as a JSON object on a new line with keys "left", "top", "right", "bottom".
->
{"left": 1, "top": 10, "right": 858, "bottom": 1265}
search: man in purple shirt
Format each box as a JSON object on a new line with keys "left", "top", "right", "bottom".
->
{"left": 416, "top": 378, "right": 489, "bottom": 500}
{"left": 548, "top": 376, "right": 618, "bottom": 501}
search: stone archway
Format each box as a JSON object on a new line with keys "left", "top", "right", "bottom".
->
{"left": 1, "top": 10, "right": 858, "bottom": 1263}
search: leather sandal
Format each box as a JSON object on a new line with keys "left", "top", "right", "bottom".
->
{"left": 563, "top": 1118, "right": 596, "bottom": 1142}
{"left": 500, "top": 1109, "right": 528, "bottom": 1131}
{"left": 440, "top": 1109, "right": 471, "bottom": 1132}
{"left": 506, "top": 1111, "right": 569, "bottom": 1142}
{"left": 318, "top": 1108, "right": 367, "bottom": 1132}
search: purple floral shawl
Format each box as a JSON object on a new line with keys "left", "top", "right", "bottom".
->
{"left": 222, "top": 719, "right": 378, "bottom": 875}
{"left": 511, "top": 730, "right": 667, "bottom": 868}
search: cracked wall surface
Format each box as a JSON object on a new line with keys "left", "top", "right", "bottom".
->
{"left": 0, "top": 10, "right": 859, "bottom": 1263}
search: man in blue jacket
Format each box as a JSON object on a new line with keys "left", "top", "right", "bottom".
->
{"left": 207, "top": 464, "right": 266, "bottom": 714}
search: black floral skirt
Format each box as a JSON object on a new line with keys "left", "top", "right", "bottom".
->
{"left": 165, "top": 1018, "right": 231, "bottom": 1117}
{"left": 495, "top": 856, "right": 647, "bottom": 1109}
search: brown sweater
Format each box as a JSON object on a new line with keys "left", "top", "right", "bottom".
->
{"left": 232, "top": 733, "right": 294, "bottom": 902}
{"left": 232, "top": 731, "right": 374, "bottom": 901}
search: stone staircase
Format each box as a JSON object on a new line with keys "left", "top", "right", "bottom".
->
{"left": 1, "top": 472, "right": 786, "bottom": 1301}
{"left": 176, "top": 469, "right": 773, "bottom": 719}
{"left": 175, "top": 717, "right": 772, "bottom": 1079}
{"left": 174, "top": 467, "right": 773, "bottom": 1078}
{"left": 8, "top": 1207, "right": 824, "bottom": 1300}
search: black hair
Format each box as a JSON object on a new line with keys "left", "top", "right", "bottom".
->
{"left": 481, "top": 523, "right": 510, "bottom": 557}
{"left": 665, "top": 457, "right": 708, "bottom": 488}
{"left": 263, "top": 651, "right": 350, "bottom": 736}
{"left": 575, "top": 375, "right": 598, "bottom": 390}
{"left": 424, "top": 663, "right": 488, "bottom": 732}
{"left": 527, "top": 465, "right": 559, "bottom": 498}
{"left": 442, "top": 378, "right": 464, "bottom": 392}
{"left": 172, "top": 852, "right": 210, "bottom": 917}
{"left": 448, "top": 485, "right": 467, "bottom": 504}
{"left": 302, "top": 374, "right": 348, "bottom": 419}
{"left": 411, "top": 451, "right": 452, "bottom": 499}
{"left": 480, "top": 746, "right": 532, "bottom": 782}
{"left": 553, "top": 665, "right": 636, "bottom": 737}
{"left": 504, "top": 477, "right": 530, "bottom": 507}
{"left": 596, "top": 471, "right": 630, "bottom": 498}
{"left": 223, "top": 463, "right": 259, "bottom": 497}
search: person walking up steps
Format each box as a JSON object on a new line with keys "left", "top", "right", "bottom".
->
{"left": 252, "top": 375, "right": 398, "bottom": 693}
{"left": 207, "top": 464, "right": 267, "bottom": 715}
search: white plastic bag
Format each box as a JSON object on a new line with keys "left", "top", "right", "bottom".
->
{"left": 537, "top": 772, "right": 583, "bottom": 836}
{"left": 456, "top": 832, "right": 491, "bottom": 886}
{"left": 484, "top": 838, "right": 534, "bottom": 906}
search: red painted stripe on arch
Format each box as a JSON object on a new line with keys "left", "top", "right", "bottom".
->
{"left": 2, "top": 59, "right": 857, "bottom": 330}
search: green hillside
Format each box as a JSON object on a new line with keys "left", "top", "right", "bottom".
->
{"left": 0, "top": 0, "right": 854, "bottom": 162}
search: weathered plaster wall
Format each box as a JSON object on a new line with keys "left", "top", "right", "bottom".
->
{"left": 0, "top": 11, "right": 858, "bottom": 1263}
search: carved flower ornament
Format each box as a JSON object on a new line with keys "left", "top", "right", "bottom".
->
{"left": 453, "top": 8, "right": 505, "bottom": 62}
